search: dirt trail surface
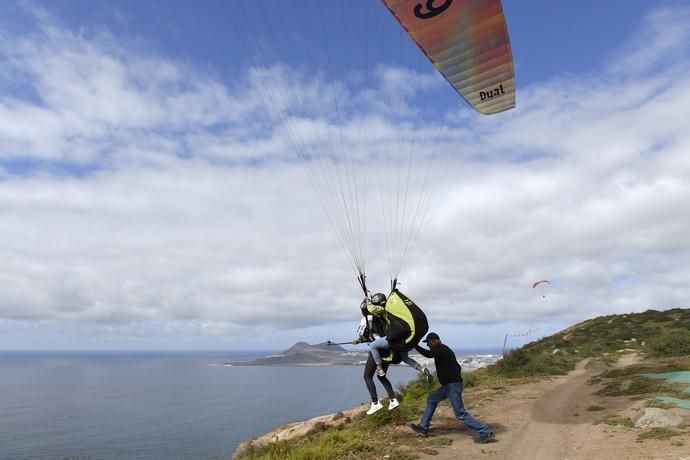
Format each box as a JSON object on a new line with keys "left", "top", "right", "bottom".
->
{"left": 503, "top": 359, "right": 594, "bottom": 460}
{"left": 412, "top": 354, "right": 690, "bottom": 460}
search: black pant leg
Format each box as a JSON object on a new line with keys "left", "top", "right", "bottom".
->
{"left": 378, "top": 361, "right": 395, "bottom": 399}
{"left": 363, "top": 353, "right": 378, "bottom": 402}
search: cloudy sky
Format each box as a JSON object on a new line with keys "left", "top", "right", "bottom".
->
{"left": 1, "top": 1, "right": 689, "bottom": 351}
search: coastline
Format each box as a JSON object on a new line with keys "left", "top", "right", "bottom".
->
{"left": 230, "top": 353, "right": 501, "bottom": 457}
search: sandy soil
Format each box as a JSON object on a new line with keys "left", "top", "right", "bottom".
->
{"left": 409, "top": 354, "right": 690, "bottom": 460}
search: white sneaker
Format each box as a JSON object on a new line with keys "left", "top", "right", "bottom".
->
{"left": 388, "top": 398, "right": 400, "bottom": 411}
{"left": 366, "top": 401, "right": 384, "bottom": 415}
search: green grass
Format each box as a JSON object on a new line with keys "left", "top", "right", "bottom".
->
{"left": 648, "top": 329, "right": 690, "bottom": 357}
{"left": 593, "top": 415, "right": 634, "bottom": 428}
{"left": 637, "top": 428, "right": 681, "bottom": 442}
{"left": 488, "top": 308, "right": 690, "bottom": 378}
{"left": 644, "top": 399, "right": 676, "bottom": 409}
{"left": 240, "top": 426, "right": 377, "bottom": 460}
{"left": 429, "top": 437, "right": 453, "bottom": 447}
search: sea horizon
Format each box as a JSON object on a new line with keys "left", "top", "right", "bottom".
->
{"left": 0, "top": 346, "right": 503, "bottom": 355}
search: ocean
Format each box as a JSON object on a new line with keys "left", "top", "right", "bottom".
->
{"left": 0, "top": 349, "right": 498, "bottom": 460}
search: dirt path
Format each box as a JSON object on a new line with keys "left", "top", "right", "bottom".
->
{"left": 504, "top": 359, "right": 593, "bottom": 459}
{"left": 411, "top": 354, "right": 689, "bottom": 460}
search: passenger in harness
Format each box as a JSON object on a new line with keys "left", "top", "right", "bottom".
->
{"left": 352, "top": 300, "right": 401, "bottom": 415}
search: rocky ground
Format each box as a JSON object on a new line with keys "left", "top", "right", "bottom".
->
{"left": 234, "top": 353, "right": 690, "bottom": 459}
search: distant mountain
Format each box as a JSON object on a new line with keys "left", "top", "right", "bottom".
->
{"left": 284, "top": 341, "right": 346, "bottom": 353}
{"left": 226, "top": 341, "right": 367, "bottom": 366}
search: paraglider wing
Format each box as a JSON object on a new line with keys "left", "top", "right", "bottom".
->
{"left": 532, "top": 279, "right": 551, "bottom": 289}
{"left": 381, "top": 0, "right": 516, "bottom": 114}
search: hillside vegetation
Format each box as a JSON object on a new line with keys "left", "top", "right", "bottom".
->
{"left": 234, "top": 307, "right": 690, "bottom": 459}
{"left": 493, "top": 307, "right": 690, "bottom": 377}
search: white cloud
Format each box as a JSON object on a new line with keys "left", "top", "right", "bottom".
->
{"left": 0, "top": 7, "right": 261, "bottom": 163}
{"left": 0, "top": 4, "right": 689, "bottom": 348}
{"left": 610, "top": 6, "right": 690, "bottom": 75}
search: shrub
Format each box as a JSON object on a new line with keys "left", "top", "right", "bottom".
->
{"left": 637, "top": 428, "right": 680, "bottom": 441}
{"left": 593, "top": 416, "right": 634, "bottom": 428}
{"left": 648, "top": 329, "right": 690, "bottom": 357}
{"left": 490, "top": 348, "right": 572, "bottom": 377}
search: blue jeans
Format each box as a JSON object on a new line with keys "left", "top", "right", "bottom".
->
{"left": 368, "top": 337, "right": 419, "bottom": 368}
{"left": 419, "top": 382, "right": 491, "bottom": 434}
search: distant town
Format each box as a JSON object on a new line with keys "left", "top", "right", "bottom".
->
{"left": 225, "top": 341, "right": 501, "bottom": 370}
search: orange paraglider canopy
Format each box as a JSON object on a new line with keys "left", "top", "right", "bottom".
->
{"left": 381, "top": 0, "right": 516, "bottom": 114}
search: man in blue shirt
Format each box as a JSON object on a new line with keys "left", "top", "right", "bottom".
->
{"left": 410, "top": 332, "right": 495, "bottom": 443}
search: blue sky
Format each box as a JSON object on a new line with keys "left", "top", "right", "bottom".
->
{"left": 4, "top": 1, "right": 660, "bottom": 85}
{"left": 9, "top": 2, "right": 661, "bottom": 73}
{"left": 1, "top": 1, "right": 689, "bottom": 351}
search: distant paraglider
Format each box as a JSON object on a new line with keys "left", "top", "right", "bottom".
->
{"left": 532, "top": 279, "right": 550, "bottom": 298}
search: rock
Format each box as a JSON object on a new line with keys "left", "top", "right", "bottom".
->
{"left": 634, "top": 408, "right": 683, "bottom": 428}
{"left": 232, "top": 405, "right": 367, "bottom": 458}
{"left": 620, "top": 380, "right": 632, "bottom": 391}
